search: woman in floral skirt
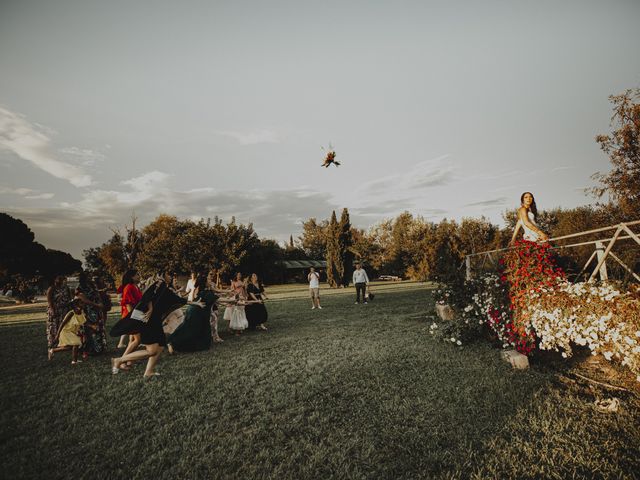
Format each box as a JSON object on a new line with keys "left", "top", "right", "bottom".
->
{"left": 46, "top": 275, "right": 72, "bottom": 351}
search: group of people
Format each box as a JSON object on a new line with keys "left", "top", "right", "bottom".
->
{"left": 45, "top": 191, "right": 548, "bottom": 374}
{"left": 46, "top": 272, "right": 111, "bottom": 363}
{"left": 45, "top": 269, "right": 270, "bottom": 378}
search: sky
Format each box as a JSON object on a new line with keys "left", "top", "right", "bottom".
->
{"left": 1, "top": 0, "right": 639, "bottom": 259}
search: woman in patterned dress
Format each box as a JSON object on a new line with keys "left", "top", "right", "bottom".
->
{"left": 76, "top": 271, "right": 107, "bottom": 356}
{"left": 46, "top": 275, "right": 72, "bottom": 351}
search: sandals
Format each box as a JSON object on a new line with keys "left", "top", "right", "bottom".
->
{"left": 111, "top": 358, "right": 120, "bottom": 375}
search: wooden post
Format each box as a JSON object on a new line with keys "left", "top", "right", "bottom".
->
{"left": 588, "top": 225, "right": 622, "bottom": 282}
{"left": 594, "top": 240, "right": 609, "bottom": 282}
{"left": 608, "top": 251, "right": 640, "bottom": 283}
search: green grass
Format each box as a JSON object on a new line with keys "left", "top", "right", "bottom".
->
{"left": 1, "top": 285, "right": 638, "bottom": 479}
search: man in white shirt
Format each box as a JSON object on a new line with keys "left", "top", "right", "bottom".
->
{"left": 352, "top": 263, "right": 369, "bottom": 304}
{"left": 308, "top": 267, "right": 322, "bottom": 309}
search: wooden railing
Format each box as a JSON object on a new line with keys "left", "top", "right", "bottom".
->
{"left": 464, "top": 220, "right": 640, "bottom": 282}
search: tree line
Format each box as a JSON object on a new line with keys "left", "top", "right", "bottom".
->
{"left": 0, "top": 213, "right": 82, "bottom": 281}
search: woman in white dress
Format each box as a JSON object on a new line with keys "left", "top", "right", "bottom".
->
{"left": 510, "top": 192, "right": 549, "bottom": 244}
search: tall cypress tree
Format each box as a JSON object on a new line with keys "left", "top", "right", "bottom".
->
{"left": 337, "top": 208, "right": 354, "bottom": 287}
{"left": 325, "top": 211, "right": 339, "bottom": 287}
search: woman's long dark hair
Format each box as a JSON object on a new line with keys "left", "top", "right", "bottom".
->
{"left": 192, "top": 274, "right": 208, "bottom": 300}
{"left": 251, "top": 273, "right": 265, "bottom": 292}
{"left": 121, "top": 269, "right": 138, "bottom": 287}
{"left": 520, "top": 192, "right": 538, "bottom": 220}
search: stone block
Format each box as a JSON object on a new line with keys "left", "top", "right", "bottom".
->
{"left": 435, "top": 303, "right": 455, "bottom": 321}
{"left": 501, "top": 349, "right": 529, "bottom": 370}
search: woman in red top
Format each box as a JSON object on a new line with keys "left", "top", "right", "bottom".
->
{"left": 117, "top": 269, "right": 142, "bottom": 359}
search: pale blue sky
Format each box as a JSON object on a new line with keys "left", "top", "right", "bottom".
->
{"left": 1, "top": 0, "right": 639, "bottom": 257}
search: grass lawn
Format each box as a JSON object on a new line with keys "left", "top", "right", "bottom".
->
{"left": 0, "top": 283, "right": 638, "bottom": 479}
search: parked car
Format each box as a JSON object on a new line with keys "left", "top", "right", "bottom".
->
{"left": 377, "top": 275, "right": 401, "bottom": 281}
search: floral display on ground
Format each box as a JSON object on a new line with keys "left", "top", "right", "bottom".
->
{"left": 432, "top": 240, "right": 640, "bottom": 381}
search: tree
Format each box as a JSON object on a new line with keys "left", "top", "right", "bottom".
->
{"left": 83, "top": 246, "right": 106, "bottom": 273}
{"left": 244, "top": 238, "right": 285, "bottom": 284}
{"left": 325, "top": 211, "right": 339, "bottom": 287}
{"left": 337, "top": 208, "right": 354, "bottom": 287}
{"left": 299, "top": 218, "right": 328, "bottom": 259}
{"left": 0, "top": 213, "right": 80, "bottom": 281}
{"left": 40, "top": 249, "right": 82, "bottom": 277}
{"left": 98, "top": 233, "right": 128, "bottom": 282}
{"left": 592, "top": 88, "right": 640, "bottom": 217}
{"left": 458, "top": 217, "right": 499, "bottom": 255}
{"left": 137, "top": 214, "right": 186, "bottom": 275}
{"left": 283, "top": 234, "right": 307, "bottom": 260}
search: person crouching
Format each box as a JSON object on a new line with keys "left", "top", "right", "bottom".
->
{"left": 48, "top": 298, "right": 86, "bottom": 365}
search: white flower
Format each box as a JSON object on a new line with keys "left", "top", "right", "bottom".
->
{"left": 450, "top": 337, "right": 456, "bottom": 342}
{"left": 456, "top": 340, "right": 462, "bottom": 346}
{"left": 603, "top": 351, "right": 613, "bottom": 361}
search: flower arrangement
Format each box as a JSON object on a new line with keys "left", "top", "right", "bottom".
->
{"left": 433, "top": 238, "right": 640, "bottom": 380}
{"left": 527, "top": 280, "right": 640, "bottom": 379}
{"left": 433, "top": 285, "right": 453, "bottom": 305}
{"left": 431, "top": 275, "right": 508, "bottom": 346}
{"left": 498, "top": 240, "right": 566, "bottom": 354}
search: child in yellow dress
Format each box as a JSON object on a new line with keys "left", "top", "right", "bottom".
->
{"left": 48, "top": 298, "right": 86, "bottom": 364}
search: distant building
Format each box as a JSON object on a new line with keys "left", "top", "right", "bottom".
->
{"left": 279, "top": 260, "right": 327, "bottom": 283}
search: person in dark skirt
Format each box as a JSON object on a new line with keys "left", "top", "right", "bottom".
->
{"left": 167, "top": 274, "right": 218, "bottom": 353}
{"left": 111, "top": 271, "right": 189, "bottom": 378}
{"left": 246, "top": 273, "right": 269, "bottom": 331}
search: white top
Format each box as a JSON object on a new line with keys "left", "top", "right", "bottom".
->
{"left": 517, "top": 210, "right": 540, "bottom": 241}
{"left": 308, "top": 272, "right": 320, "bottom": 288}
{"left": 185, "top": 278, "right": 196, "bottom": 301}
{"left": 352, "top": 268, "right": 369, "bottom": 284}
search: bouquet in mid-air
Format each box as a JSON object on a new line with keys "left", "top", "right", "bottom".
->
{"left": 321, "top": 144, "right": 340, "bottom": 168}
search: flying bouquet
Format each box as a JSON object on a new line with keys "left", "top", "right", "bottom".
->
{"left": 321, "top": 144, "right": 340, "bottom": 167}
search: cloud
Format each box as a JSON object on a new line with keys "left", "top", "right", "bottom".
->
{"left": 0, "top": 186, "right": 54, "bottom": 200}
{"left": 464, "top": 197, "right": 508, "bottom": 207}
{"left": 550, "top": 166, "right": 575, "bottom": 173}
{"left": 351, "top": 199, "right": 418, "bottom": 217}
{"left": 0, "top": 106, "right": 92, "bottom": 187}
{"left": 5, "top": 171, "right": 341, "bottom": 256}
{"left": 213, "top": 129, "right": 281, "bottom": 145}
{"left": 59, "top": 146, "right": 106, "bottom": 166}
{"left": 357, "top": 155, "right": 454, "bottom": 197}
{"left": 25, "top": 193, "right": 55, "bottom": 200}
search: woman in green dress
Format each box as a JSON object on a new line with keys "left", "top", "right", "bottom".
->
{"left": 167, "top": 275, "right": 217, "bottom": 353}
